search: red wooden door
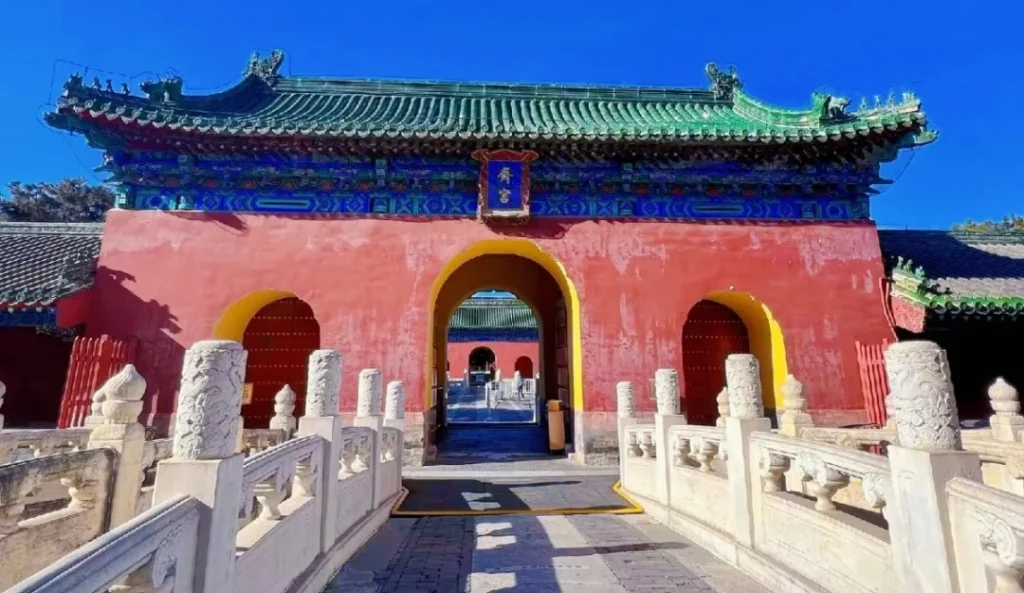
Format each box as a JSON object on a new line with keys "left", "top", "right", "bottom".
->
{"left": 241, "top": 298, "right": 320, "bottom": 427}
{"left": 682, "top": 301, "right": 750, "bottom": 425}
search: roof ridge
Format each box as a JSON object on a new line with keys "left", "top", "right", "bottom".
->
{"left": 0, "top": 222, "right": 105, "bottom": 235}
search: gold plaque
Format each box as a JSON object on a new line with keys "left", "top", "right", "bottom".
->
{"left": 242, "top": 383, "right": 254, "bottom": 405}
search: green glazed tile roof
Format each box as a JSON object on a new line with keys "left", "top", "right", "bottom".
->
{"left": 46, "top": 53, "right": 934, "bottom": 148}
{"left": 879, "top": 230, "right": 1024, "bottom": 318}
{"left": 0, "top": 222, "right": 104, "bottom": 309}
{"left": 449, "top": 298, "right": 537, "bottom": 329}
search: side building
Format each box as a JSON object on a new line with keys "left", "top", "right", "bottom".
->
{"left": 39, "top": 52, "right": 937, "bottom": 463}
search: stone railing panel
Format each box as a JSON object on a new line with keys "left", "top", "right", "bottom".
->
{"left": 750, "top": 433, "right": 894, "bottom": 593}
{"left": 0, "top": 448, "right": 116, "bottom": 590}
{"left": 947, "top": 476, "right": 1024, "bottom": 593}
{"left": 240, "top": 428, "right": 288, "bottom": 457}
{"left": 622, "top": 425, "right": 657, "bottom": 501}
{"left": 667, "top": 425, "right": 731, "bottom": 534}
{"left": 378, "top": 427, "right": 402, "bottom": 502}
{"left": 137, "top": 438, "right": 174, "bottom": 514}
{"left": 0, "top": 428, "right": 92, "bottom": 464}
{"left": 8, "top": 494, "right": 201, "bottom": 593}
{"left": 335, "top": 427, "right": 374, "bottom": 538}
{"left": 235, "top": 435, "right": 324, "bottom": 593}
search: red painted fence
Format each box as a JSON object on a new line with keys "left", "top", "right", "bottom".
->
{"left": 57, "top": 335, "right": 138, "bottom": 428}
{"left": 855, "top": 340, "right": 890, "bottom": 427}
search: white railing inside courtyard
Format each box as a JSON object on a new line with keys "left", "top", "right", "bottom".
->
{"left": 619, "top": 345, "right": 1024, "bottom": 593}
{"left": 1, "top": 344, "right": 405, "bottom": 593}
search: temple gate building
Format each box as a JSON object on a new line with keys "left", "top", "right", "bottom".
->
{"left": 447, "top": 291, "right": 539, "bottom": 382}
{"left": 18, "top": 51, "right": 951, "bottom": 463}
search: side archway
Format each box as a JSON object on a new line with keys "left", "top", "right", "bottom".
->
{"left": 213, "top": 291, "right": 320, "bottom": 427}
{"left": 514, "top": 356, "right": 534, "bottom": 377}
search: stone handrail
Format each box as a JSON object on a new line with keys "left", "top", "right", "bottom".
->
{"left": 8, "top": 494, "right": 201, "bottom": 593}
{"left": 0, "top": 428, "right": 92, "bottom": 463}
{"left": 7, "top": 343, "right": 405, "bottom": 593}
{"left": 798, "top": 426, "right": 895, "bottom": 451}
{"left": 0, "top": 448, "right": 117, "bottom": 590}
{"left": 241, "top": 428, "right": 288, "bottom": 456}
{"left": 946, "top": 476, "right": 1024, "bottom": 592}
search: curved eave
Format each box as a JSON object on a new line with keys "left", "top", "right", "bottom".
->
{"left": 49, "top": 103, "right": 928, "bottom": 148}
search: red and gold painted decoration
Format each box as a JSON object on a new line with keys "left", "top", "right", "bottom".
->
{"left": 471, "top": 149, "right": 539, "bottom": 224}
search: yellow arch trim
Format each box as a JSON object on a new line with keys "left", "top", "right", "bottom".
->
{"left": 705, "top": 291, "right": 788, "bottom": 410}
{"left": 425, "top": 239, "right": 583, "bottom": 412}
{"left": 212, "top": 289, "right": 297, "bottom": 341}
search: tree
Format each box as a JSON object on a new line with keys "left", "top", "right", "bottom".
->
{"left": 0, "top": 179, "right": 115, "bottom": 223}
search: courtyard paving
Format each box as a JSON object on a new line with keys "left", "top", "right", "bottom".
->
{"left": 325, "top": 513, "right": 770, "bottom": 592}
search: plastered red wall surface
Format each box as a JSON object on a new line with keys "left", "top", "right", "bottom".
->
{"left": 447, "top": 341, "right": 540, "bottom": 378}
{"left": 88, "top": 211, "right": 892, "bottom": 427}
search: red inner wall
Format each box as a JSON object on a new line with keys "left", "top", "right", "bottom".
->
{"left": 86, "top": 212, "right": 894, "bottom": 430}
{"left": 447, "top": 341, "right": 540, "bottom": 378}
{"left": 0, "top": 328, "right": 73, "bottom": 427}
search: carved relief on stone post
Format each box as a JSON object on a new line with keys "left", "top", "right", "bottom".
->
{"left": 172, "top": 340, "right": 247, "bottom": 460}
{"left": 654, "top": 369, "right": 681, "bottom": 416}
{"left": 617, "top": 381, "right": 635, "bottom": 419}
{"left": 305, "top": 349, "right": 342, "bottom": 417}
{"left": 883, "top": 341, "right": 962, "bottom": 451}
{"left": 725, "top": 354, "right": 763, "bottom": 419}
{"left": 989, "top": 378, "right": 1024, "bottom": 442}
{"left": 385, "top": 381, "right": 405, "bottom": 420}
{"left": 357, "top": 369, "right": 382, "bottom": 417}
{"left": 268, "top": 385, "right": 297, "bottom": 437}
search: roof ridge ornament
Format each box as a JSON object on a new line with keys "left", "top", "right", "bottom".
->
{"left": 244, "top": 50, "right": 285, "bottom": 84}
{"left": 139, "top": 76, "right": 183, "bottom": 104}
{"left": 813, "top": 93, "right": 852, "bottom": 123}
{"left": 705, "top": 63, "right": 742, "bottom": 101}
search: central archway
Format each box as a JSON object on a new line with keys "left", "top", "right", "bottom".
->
{"left": 426, "top": 239, "right": 582, "bottom": 458}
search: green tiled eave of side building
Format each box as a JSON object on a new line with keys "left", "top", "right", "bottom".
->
{"left": 44, "top": 51, "right": 936, "bottom": 150}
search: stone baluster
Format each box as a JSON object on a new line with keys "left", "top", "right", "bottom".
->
{"left": 385, "top": 380, "right": 405, "bottom": 431}
{"left": 725, "top": 353, "right": 771, "bottom": 548}
{"left": 989, "top": 378, "right": 1024, "bottom": 443}
{"left": 355, "top": 368, "right": 383, "bottom": 508}
{"left": 882, "top": 340, "right": 980, "bottom": 593}
{"left": 86, "top": 364, "right": 148, "bottom": 528}
{"left": 268, "top": 385, "right": 297, "bottom": 438}
{"left": 653, "top": 369, "right": 686, "bottom": 505}
{"left": 715, "top": 387, "right": 729, "bottom": 427}
{"left": 297, "top": 349, "right": 343, "bottom": 553}
{"left": 689, "top": 437, "right": 719, "bottom": 472}
{"left": 976, "top": 512, "right": 1024, "bottom": 593}
{"left": 153, "top": 340, "right": 247, "bottom": 593}
{"left": 778, "top": 374, "right": 814, "bottom": 437}
{"left": 758, "top": 449, "right": 789, "bottom": 493}
{"left": 796, "top": 453, "right": 849, "bottom": 512}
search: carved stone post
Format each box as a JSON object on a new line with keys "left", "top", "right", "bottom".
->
{"left": 354, "top": 368, "right": 383, "bottom": 508}
{"left": 989, "top": 378, "right": 1024, "bottom": 443}
{"left": 83, "top": 385, "right": 106, "bottom": 428}
{"left": 653, "top": 369, "right": 686, "bottom": 505}
{"left": 385, "top": 380, "right": 405, "bottom": 431}
{"left": 715, "top": 387, "right": 729, "bottom": 427}
{"left": 153, "top": 340, "right": 247, "bottom": 593}
{"left": 616, "top": 381, "right": 639, "bottom": 485}
{"left": 883, "top": 341, "right": 981, "bottom": 593}
{"left": 86, "top": 364, "right": 148, "bottom": 528}
{"left": 268, "top": 385, "right": 297, "bottom": 437}
{"left": 726, "top": 353, "right": 770, "bottom": 548}
{"left": 778, "top": 375, "right": 814, "bottom": 437}
{"left": 0, "top": 379, "right": 5, "bottom": 431}
{"left": 297, "top": 348, "right": 344, "bottom": 552}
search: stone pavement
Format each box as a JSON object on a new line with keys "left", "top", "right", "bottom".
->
{"left": 325, "top": 513, "right": 771, "bottom": 592}
{"left": 395, "top": 475, "right": 631, "bottom": 514}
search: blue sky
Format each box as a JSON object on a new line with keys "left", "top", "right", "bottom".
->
{"left": 0, "top": 1, "right": 1017, "bottom": 229}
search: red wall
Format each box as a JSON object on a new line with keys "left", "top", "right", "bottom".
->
{"left": 0, "top": 327, "right": 73, "bottom": 427}
{"left": 447, "top": 341, "right": 540, "bottom": 378}
{"left": 88, "top": 211, "right": 893, "bottom": 428}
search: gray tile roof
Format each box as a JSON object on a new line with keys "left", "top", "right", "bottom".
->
{"left": 878, "top": 230, "right": 1024, "bottom": 298}
{"left": 0, "top": 222, "right": 104, "bottom": 308}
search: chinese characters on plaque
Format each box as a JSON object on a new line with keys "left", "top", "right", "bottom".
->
{"left": 472, "top": 149, "right": 538, "bottom": 223}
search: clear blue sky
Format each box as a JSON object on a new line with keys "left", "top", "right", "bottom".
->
{"left": 0, "top": 1, "right": 1017, "bottom": 229}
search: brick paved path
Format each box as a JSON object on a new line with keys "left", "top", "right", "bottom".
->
{"left": 396, "top": 475, "right": 630, "bottom": 514}
{"left": 325, "top": 513, "right": 769, "bottom": 592}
